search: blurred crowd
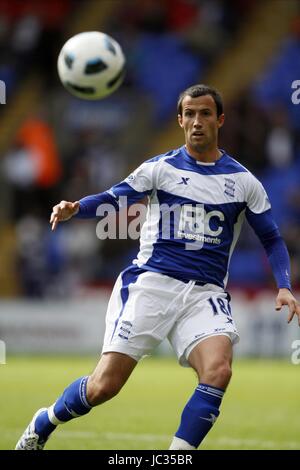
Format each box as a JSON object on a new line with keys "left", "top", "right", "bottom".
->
{"left": 0, "top": 0, "right": 300, "bottom": 298}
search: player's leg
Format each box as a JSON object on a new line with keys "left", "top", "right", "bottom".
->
{"left": 87, "top": 352, "right": 137, "bottom": 405}
{"left": 15, "top": 268, "right": 185, "bottom": 450}
{"left": 169, "top": 335, "right": 233, "bottom": 450}
{"left": 15, "top": 352, "right": 137, "bottom": 450}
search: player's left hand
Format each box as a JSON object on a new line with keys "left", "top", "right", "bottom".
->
{"left": 275, "top": 288, "right": 300, "bottom": 326}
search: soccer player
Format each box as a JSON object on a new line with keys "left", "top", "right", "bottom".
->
{"left": 16, "top": 84, "right": 300, "bottom": 450}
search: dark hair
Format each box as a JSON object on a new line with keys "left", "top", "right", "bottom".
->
{"left": 177, "top": 84, "right": 224, "bottom": 117}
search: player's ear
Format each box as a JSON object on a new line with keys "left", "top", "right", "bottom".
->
{"left": 178, "top": 114, "right": 183, "bottom": 128}
{"left": 218, "top": 113, "right": 225, "bottom": 129}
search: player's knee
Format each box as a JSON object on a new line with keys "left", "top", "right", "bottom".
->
{"left": 203, "top": 361, "right": 232, "bottom": 389}
{"left": 87, "top": 376, "right": 122, "bottom": 406}
{"left": 218, "top": 363, "right": 232, "bottom": 387}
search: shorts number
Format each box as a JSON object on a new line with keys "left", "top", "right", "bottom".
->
{"left": 208, "top": 297, "right": 231, "bottom": 317}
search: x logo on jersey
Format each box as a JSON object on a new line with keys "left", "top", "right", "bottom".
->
{"left": 178, "top": 177, "right": 190, "bottom": 185}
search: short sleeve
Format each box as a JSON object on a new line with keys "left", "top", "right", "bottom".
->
{"left": 246, "top": 173, "right": 271, "bottom": 214}
{"left": 123, "top": 161, "right": 156, "bottom": 193}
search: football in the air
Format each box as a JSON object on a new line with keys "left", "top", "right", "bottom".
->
{"left": 57, "top": 31, "right": 125, "bottom": 100}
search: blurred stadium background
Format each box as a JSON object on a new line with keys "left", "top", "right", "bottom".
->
{"left": 0, "top": 0, "right": 300, "bottom": 450}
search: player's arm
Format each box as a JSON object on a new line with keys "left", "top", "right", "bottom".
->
{"left": 49, "top": 192, "right": 119, "bottom": 231}
{"left": 50, "top": 161, "right": 154, "bottom": 231}
{"left": 245, "top": 175, "right": 300, "bottom": 325}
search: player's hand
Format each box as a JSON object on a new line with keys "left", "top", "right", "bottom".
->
{"left": 275, "top": 288, "right": 300, "bottom": 326}
{"left": 50, "top": 200, "right": 80, "bottom": 231}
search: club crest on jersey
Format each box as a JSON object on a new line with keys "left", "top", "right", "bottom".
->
{"left": 224, "top": 178, "right": 235, "bottom": 198}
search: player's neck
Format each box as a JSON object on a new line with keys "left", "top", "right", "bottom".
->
{"left": 185, "top": 144, "right": 222, "bottom": 163}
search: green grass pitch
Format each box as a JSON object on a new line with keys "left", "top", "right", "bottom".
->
{"left": 1, "top": 356, "right": 299, "bottom": 450}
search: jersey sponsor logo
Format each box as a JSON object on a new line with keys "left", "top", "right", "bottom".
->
{"left": 96, "top": 198, "right": 225, "bottom": 250}
{"left": 177, "top": 204, "right": 224, "bottom": 246}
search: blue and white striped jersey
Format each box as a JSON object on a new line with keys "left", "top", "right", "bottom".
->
{"left": 78, "top": 145, "right": 291, "bottom": 289}
{"left": 106, "top": 146, "right": 273, "bottom": 288}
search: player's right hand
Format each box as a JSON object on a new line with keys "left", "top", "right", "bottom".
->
{"left": 50, "top": 200, "right": 80, "bottom": 231}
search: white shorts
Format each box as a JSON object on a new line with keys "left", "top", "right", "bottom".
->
{"left": 102, "top": 266, "right": 239, "bottom": 367}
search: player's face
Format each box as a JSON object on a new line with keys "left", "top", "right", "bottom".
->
{"left": 178, "top": 95, "right": 224, "bottom": 153}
